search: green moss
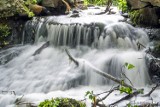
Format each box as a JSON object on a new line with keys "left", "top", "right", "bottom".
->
{"left": 0, "top": 0, "right": 36, "bottom": 18}
{"left": 129, "top": 10, "right": 143, "bottom": 25}
{"left": 118, "top": 0, "right": 128, "bottom": 13}
{"left": 39, "top": 98, "right": 86, "bottom": 107}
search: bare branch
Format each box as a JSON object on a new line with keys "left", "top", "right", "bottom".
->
{"left": 143, "top": 84, "right": 160, "bottom": 97}
{"left": 65, "top": 49, "right": 136, "bottom": 90}
{"left": 109, "top": 89, "right": 144, "bottom": 106}
{"left": 65, "top": 49, "right": 79, "bottom": 66}
{"left": 33, "top": 41, "right": 50, "bottom": 56}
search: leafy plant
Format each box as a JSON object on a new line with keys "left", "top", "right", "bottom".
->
{"left": 85, "top": 91, "right": 96, "bottom": 107}
{"left": 39, "top": 98, "right": 86, "bottom": 107}
{"left": 84, "top": 0, "right": 107, "bottom": 6}
{"left": 118, "top": 0, "right": 128, "bottom": 13}
{"left": 125, "top": 62, "right": 135, "bottom": 70}
{"left": 0, "top": 24, "right": 11, "bottom": 47}
{"left": 127, "top": 103, "right": 138, "bottom": 107}
{"left": 119, "top": 86, "right": 133, "bottom": 94}
{"left": 85, "top": 91, "right": 95, "bottom": 101}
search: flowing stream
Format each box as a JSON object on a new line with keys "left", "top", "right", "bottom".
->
{"left": 0, "top": 7, "right": 160, "bottom": 107}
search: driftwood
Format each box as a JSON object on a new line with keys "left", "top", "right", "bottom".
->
{"left": 33, "top": 41, "right": 50, "bottom": 56}
{"left": 109, "top": 89, "right": 144, "bottom": 106}
{"left": 65, "top": 49, "right": 135, "bottom": 90}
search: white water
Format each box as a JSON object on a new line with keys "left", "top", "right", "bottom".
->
{"left": 0, "top": 7, "right": 159, "bottom": 107}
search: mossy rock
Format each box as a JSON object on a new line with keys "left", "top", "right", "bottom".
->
{"left": 39, "top": 98, "right": 86, "bottom": 107}
{"left": 129, "top": 7, "right": 159, "bottom": 26}
{"left": 152, "top": 41, "right": 160, "bottom": 58}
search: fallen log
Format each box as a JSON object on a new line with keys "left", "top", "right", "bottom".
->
{"left": 33, "top": 41, "right": 50, "bottom": 56}
{"left": 65, "top": 49, "right": 136, "bottom": 90}
{"left": 65, "top": 49, "right": 79, "bottom": 66}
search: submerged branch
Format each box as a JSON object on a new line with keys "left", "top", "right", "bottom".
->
{"left": 143, "top": 84, "right": 160, "bottom": 97}
{"left": 96, "top": 86, "right": 119, "bottom": 106}
{"left": 109, "top": 89, "right": 144, "bottom": 106}
{"left": 33, "top": 41, "right": 50, "bottom": 56}
{"left": 65, "top": 49, "right": 79, "bottom": 66}
{"left": 65, "top": 49, "right": 136, "bottom": 90}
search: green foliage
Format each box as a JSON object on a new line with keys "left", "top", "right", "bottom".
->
{"left": 137, "top": 89, "right": 144, "bottom": 94}
{"left": 125, "top": 62, "right": 135, "bottom": 70}
{"left": 84, "top": 0, "right": 107, "bottom": 5}
{"left": 0, "top": 0, "right": 36, "bottom": 18}
{"left": 85, "top": 91, "right": 96, "bottom": 106}
{"left": 112, "top": 0, "right": 119, "bottom": 6}
{"left": 0, "top": 24, "right": 11, "bottom": 47}
{"left": 118, "top": 0, "right": 128, "bottom": 13}
{"left": 129, "top": 10, "right": 143, "bottom": 25}
{"left": 85, "top": 91, "right": 95, "bottom": 102}
{"left": 119, "top": 86, "right": 133, "bottom": 94}
{"left": 39, "top": 98, "right": 86, "bottom": 107}
{"left": 127, "top": 103, "right": 138, "bottom": 107}
{"left": 25, "top": 0, "right": 37, "bottom": 5}
{"left": 0, "top": 24, "right": 10, "bottom": 37}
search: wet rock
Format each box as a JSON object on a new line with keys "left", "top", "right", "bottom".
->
{"left": 129, "top": 7, "right": 160, "bottom": 27}
{"left": 151, "top": 41, "right": 160, "bottom": 58}
{"left": 42, "top": 0, "right": 59, "bottom": 8}
{"left": 141, "top": 0, "right": 160, "bottom": 7}
{"left": 70, "top": 13, "right": 80, "bottom": 17}
{"left": 143, "top": 28, "right": 160, "bottom": 40}
{"left": 87, "top": 4, "right": 95, "bottom": 7}
{"left": 126, "top": 0, "right": 149, "bottom": 9}
{"left": 121, "top": 13, "right": 129, "bottom": 18}
{"left": 72, "top": 9, "right": 80, "bottom": 14}
{"left": 145, "top": 53, "right": 160, "bottom": 83}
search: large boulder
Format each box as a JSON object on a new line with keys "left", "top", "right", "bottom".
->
{"left": 126, "top": 0, "right": 160, "bottom": 27}
{"left": 141, "top": 0, "right": 160, "bottom": 7}
{"left": 126, "top": 0, "right": 149, "bottom": 9}
{"left": 129, "top": 7, "right": 160, "bottom": 26}
{"left": 42, "top": 0, "right": 60, "bottom": 8}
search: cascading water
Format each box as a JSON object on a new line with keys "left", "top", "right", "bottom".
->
{"left": 0, "top": 7, "right": 158, "bottom": 107}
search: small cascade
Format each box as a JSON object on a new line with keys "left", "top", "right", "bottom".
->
{"left": 23, "top": 16, "right": 149, "bottom": 50}
{"left": 0, "top": 10, "right": 151, "bottom": 98}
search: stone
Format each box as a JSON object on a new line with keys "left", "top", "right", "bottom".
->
{"left": 42, "top": 0, "right": 60, "bottom": 8}
{"left": 70, "top": 13, "right": 79, "bottom": 17}
{"left": 141, "top": 0, "right": 160, "bottom": 7}
{"left": 126, "top": 0, "right": 149, "bottom": 9}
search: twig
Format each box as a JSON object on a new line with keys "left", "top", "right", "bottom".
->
{"left": 65, "top": 49, "right": 79, "bottom": 66}
{"left": 96, "top": 86, "right": 119, "bottom": 103}
{"left": 109, "top": 89, "right": 144, "bottom": 106}
{"left": 137, "top": 41, "right": 146, "bottom": 50}
{"left": 33, "top": 41, "right": 50, "bottom": 56}
{"left": 143, "top": 84, "right": 160, "bottom": 97}
{"left": 65, "top": 49, "right": 136, "bottom": 90}
{"left": 15, "top": 95, "right": 24, "bottom": 105}
{"left": 1, "top": 91, "right": 16, "bottom": 95}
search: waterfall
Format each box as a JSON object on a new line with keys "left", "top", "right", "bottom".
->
{"left": 0, "top": 9, "right": 153, "bottom": 106}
